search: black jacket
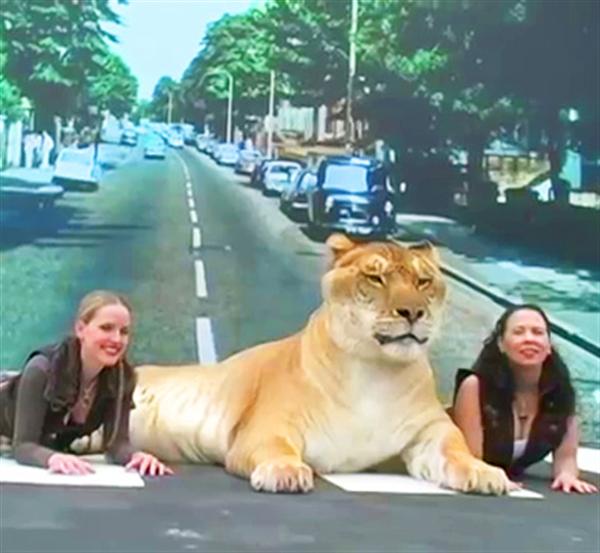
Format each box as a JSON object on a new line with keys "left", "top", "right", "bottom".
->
{"left": 454, "top": 368, "right": 567, "bottom": 476}
{"left": 0, "top": 337, "right": 135, "bottom": 467}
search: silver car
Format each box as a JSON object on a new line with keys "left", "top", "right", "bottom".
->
{"left": 262, "top": 161, "right": 303, "bottom": 196}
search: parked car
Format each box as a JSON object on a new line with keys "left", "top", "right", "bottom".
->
{"left": 306, "top": 156, "right": 395, "bottom": 237}
{"left": 143, "top": 135, "right": 167, "bottom": 159}
{"left": 279, "top": 169, "right": 317, "bottom": 220}
{"left": 120, "top": 129, "right": 138, "bottom": 146}
{"left": 0, "top": 183, "right": 64, "bottom": 211}
{"left": 52, "top": 147, "right": 101, "bottom": 191}
{"left": 214, "top": 143, "right": 239, "bottom": 166}
{"left": 235, "top": 149, "right": 262, "bottom": 175}
{"left": 195, "top": 135, "right": 213, "bottom": 152}
{"left": 204, "top": 138, "right": 219, "bottom": 157}
{"left": 250, "top": 158, "right": 272, "bottom": 188}
{"left": 167, "top": 132, "right": 184, "bottom": 149}
{"left": 262, "top": 161, "right": 303, "bottom": 196}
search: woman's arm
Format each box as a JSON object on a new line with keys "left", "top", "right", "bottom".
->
{"left": 452, "top": 374, "right": 484, "bottom": 459}
{"left": 103, "top": 393, "right": 136, "bottom": 465}
{"left": 13, "top": 356, "right": 94, "bottom": 474}
{"left": 551, "top": 416, "right": 598, "bottom": 493}
{"left": 12, "top": 356, "right": 58, "bottom": 467}
{"left": 104, "top": 393, "right": 173, "bottom": 476}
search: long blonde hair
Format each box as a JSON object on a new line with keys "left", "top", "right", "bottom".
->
{"left": 75, "top": 290, "right": 135, "bottom": 449}
{"left": 75, "top": 289, "right": 132, "bottom": 326}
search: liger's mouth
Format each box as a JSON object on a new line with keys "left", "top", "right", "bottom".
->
{"left": 374, "top": 333, "right": 428, "bottom": 346}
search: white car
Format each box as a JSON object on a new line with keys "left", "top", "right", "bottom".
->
{"left": 168, "top": 133, "right": 184, "bottom": 148}
{"left": 262, "top": 161, "right": 302, "bottom": 196}
{"left": 235, "top": 149, "right": 262, "bottom": 175}
{"left": 52, "top": 147, "right": 101, "bottom": 191}
{"left": 214, "top": 143, "right": 239, "bottom": 166}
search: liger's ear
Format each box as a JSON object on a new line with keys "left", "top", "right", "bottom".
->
{"left": 326, "top": 233, "right": 357, "bottom": 262}
{"left": 407, "top": 240, "right": 440, "bottom": 266}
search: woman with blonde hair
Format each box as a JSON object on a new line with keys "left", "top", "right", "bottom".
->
{"left": 0, "top": 290, "right": 172, "bottom": 476}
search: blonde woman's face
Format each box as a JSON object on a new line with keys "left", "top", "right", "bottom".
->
{"left": 75, "top": 304, "right": 131, "bottom": 368}
{"left": 499, "top": 309, "right": 551, "bottom": 368}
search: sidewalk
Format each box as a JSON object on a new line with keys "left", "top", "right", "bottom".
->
{"left": 0, "top": 167, "right": 54, "bottom": 186}
{"left": 393, "top": 213, "right": 600, "bottom": 352}
{"left": 0, "top": 143, "right": 133, "bottom": 184}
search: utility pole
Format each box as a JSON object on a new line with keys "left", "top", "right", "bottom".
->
{"left": 345, "top": 0, "right": 358, "bottom": 149}
{"left": 167, "top": 91, "right": 173, "bottom": 125}
{"left": 267, "top": 70, "right": 275, "bottom": 158}
{"left": 226, "top": 74, "right": 233, "bottom": 143}
{"left": 197, "top": 69, "right": 234, "bottom": 142}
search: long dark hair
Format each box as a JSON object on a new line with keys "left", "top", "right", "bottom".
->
{"left": 472, "top": 304, "right": 575, "bottom": 417}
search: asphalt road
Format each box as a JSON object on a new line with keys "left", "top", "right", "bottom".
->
{"left": 1, "top": 144, "right": 599, "bottom": 552}
{"left": 0, "top": 144, "right": 510, "bottom": 384}
{"left": 1, "top": 462, "right": 598, "bottom": 553}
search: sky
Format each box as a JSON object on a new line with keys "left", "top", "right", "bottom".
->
{"left": 106, "top": 0, "right": 258, "bottom": 100}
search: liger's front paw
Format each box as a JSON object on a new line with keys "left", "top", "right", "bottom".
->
{"left": 446, "top": 457, "right": 511, "bottom": 495}
{"left": 250, "top": 459, "right": 314, "bottom": 493}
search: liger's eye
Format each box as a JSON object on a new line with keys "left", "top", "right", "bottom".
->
{"left": 417, "top": 277, "right": 432, "bottom": 290}
{"left": 366, "top": 274, "right": 385, "bottom": 286}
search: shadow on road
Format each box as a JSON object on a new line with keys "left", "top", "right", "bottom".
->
{"left": 0, "top": 203, "right": 152, "bottom": 251}
{"left": 393, "top": 214, "right": 600, "bottom": 313}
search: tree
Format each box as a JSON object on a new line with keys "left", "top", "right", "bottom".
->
{"left": 149, "top": 76, "right": 180, "bottom": 122}
{"left": 88, "top": 51, "right": 138, "bottom": 117}
{"left": 0, "top": 0, "right": 128, "bottom": 128}
{"left": 0, "top": 36, "right": 23, "bottom": 121}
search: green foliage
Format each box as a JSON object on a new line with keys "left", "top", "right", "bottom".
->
{"left": 147, "top": 76, "right": 180, "bottom": 121}
{"left": 0, "top": 36, "right": 23, "bottom": 121}
{"left": 88, "top": 51, "right": 138, "bottom": 117}
{"left": 167, "top": 0, "right": 598, "bottom": 160}
{"left": 0, "top": 0, "right": 133, "bottom": 126}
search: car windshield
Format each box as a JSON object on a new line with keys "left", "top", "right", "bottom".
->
{"left": 322, "top": 164, "right": 369, "bottom": 192}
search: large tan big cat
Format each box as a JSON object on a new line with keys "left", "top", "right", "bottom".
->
{"left": 128, "top": 234, "right": 510, "bottom": 494}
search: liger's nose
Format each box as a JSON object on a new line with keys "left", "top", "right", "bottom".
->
{"left": 395, "top": 308, "right": 425, "bottom": 323}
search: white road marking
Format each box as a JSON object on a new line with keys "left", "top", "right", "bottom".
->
{"left": 188, "top": 198, "right": 195, "bottom": 210}
{"left": 189, "top": 210, "right": 198, "bottom": 224}
{"left": 175, "top": 152, "right": 191, "bottom": 181}
{"left": 187, "top": 189, "right": 193, "bottom": 198}
{"left": 195, "top": 317, "right": 217, "bottom": 364}
{"left": 194, "top": 259, "right": 208, "bottom": 298}
{"left": 192, "top": 227, "right": 201, "bottom": 249}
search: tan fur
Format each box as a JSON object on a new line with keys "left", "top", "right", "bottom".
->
{"left": 127, "top": 234, "right": 510, "bottom": 494}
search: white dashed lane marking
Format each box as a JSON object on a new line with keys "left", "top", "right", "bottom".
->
{"left": 195, "top": 317, "right": 217, "bottom": 364}
{"left": 176, "top": 151, "right": 217, "bottom": 365}
{"left": 192, "top": 227, "right": 202, "bottom": 250}
{"left": 194, "top": 259, "right": 208, "bottom": 298}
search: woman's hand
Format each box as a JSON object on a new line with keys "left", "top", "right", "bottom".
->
{"left": 125, "top": 451, "right": 174, "bottom": 476}
{"left": 47, "top": 453, "right": 95, "bottom": 475}
{"left": 551, "top": 472, "right": 598, "bottom": 494}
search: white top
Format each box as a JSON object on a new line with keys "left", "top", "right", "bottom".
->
{"left": 512, "top": 439, "right": 528, "bottom": 461}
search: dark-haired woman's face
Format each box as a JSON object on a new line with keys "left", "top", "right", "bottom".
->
{"left": 499, "top": 309, "right": 551, "bottom": 369}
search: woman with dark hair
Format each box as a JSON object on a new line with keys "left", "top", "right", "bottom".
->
{"left": 0, "top": 290, "right": 172, "bottom": 477}
{"left": 452, "top": 304, "right": 596, "bottom": 493}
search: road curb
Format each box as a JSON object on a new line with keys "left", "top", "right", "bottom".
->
{"left": 440, "top": 262, "right": 600, "bottom": 358}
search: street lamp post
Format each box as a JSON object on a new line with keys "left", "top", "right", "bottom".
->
{"left": 198, "top": 69, "right": 234, "bottom": 143}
